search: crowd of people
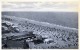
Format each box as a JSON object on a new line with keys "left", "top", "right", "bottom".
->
{"left": 2, "top": 15, "right": 78, "bottom": 48}
{"left": 18, "top": 20, "right": 78, "bottom": 48}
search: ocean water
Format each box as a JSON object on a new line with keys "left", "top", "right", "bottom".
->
{"left": 2, "top": 12, "right": 78, "bottom": 29}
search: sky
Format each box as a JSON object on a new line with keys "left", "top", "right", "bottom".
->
{"left": 2, "top": 1, "right": 78, "bottom": 12}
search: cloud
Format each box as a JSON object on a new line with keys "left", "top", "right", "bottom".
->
{"left": 2, "top": 2, "right": 78, "bottom": 12}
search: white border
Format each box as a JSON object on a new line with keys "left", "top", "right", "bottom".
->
{"left": 0, "top": 0, "right": 79, "bottom": 50}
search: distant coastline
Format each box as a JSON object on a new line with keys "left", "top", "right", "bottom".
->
{"left": 2, "top": 12, "right": 78, "bottom": 29}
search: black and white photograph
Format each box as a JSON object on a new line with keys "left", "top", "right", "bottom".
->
{"left": 2, "top": 12, "right": 78, "bottom": 49}
{"left": 1, "top": 1, "right": 79, "bottom": 49}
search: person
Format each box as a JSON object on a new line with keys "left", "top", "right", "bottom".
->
{"left": 23, "top": 40, "right": 29, "bottom": 49}
{"left": 3, "top": 44, "right": 8, "bottom": 48}
{"left": 29, "top": 31, "right": 36, "bottom": 38}
{"left": 3, "top": 37, "right": 8, "bottom": 48}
